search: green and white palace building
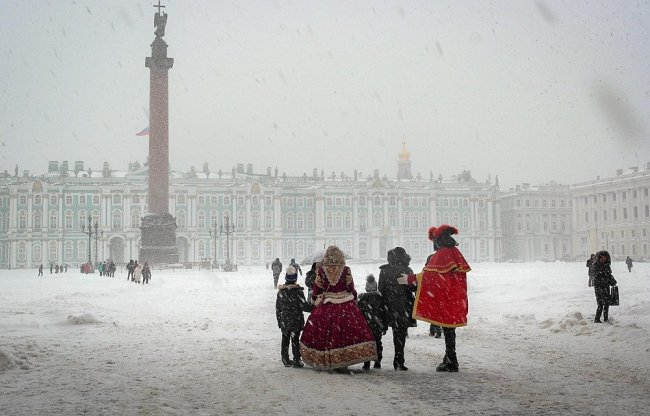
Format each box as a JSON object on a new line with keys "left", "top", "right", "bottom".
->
{"left": 1, "top": 148, "right": 649, "bottom": 269}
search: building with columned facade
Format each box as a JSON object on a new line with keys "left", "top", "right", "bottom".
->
{"left": 1, "top": 154, "right": 649, "bottom": 269}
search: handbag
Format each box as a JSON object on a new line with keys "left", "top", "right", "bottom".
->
{"left": 610, "top": 285, "right": 619, "bottom": 306}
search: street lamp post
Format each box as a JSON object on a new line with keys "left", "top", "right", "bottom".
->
{"left": 220, "top": 214, "right": 236, "bottom": 272}
{"left": 208, "top": 220, "right": 219, "bottom": 270}
{"left": 81, "top": 215, "right": 101, "bottom": 270}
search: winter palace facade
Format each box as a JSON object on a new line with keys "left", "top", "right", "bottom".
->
{"left": 1, "top": 153, "right": 649, "bottom": 269}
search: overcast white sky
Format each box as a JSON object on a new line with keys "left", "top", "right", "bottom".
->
{"left": 1, "top": 0, "right": 649, "bottom": 189}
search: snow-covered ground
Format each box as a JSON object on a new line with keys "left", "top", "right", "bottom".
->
{"left": 1, "top": 261, "right": 649, "bottom": 415}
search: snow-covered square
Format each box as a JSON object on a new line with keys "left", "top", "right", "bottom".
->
{"left": 1, "top": 261, "right": 649, "bottom": 415}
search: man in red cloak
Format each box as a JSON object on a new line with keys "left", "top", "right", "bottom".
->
{"left": 399, "top": 224, "right": 471, "bottom": 372}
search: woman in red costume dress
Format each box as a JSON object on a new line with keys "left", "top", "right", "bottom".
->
{"left": 300, "top": 246, "right": 377, "bottom": 370}
{"left": 399, "top": 225, "right": 471, "bottom": 372}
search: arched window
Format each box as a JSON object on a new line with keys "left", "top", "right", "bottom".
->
{"left": 64, "top": 210, "right": 73, "bottom": 229}
{"left": 345, "top": 213, "right": 351, "bottom": 229}
{"left": 286, "top": 241, "right": 294, "bottom": 258}
{"left": 18, "top": 242, "right": 27, "bottom": 261}
{"left": 131, "top": 210, "right": 140, "bottom": 229}
{"left": 198, "top": 240, "right": 206, "bottom": 259}
{"left": 335, "top": 213, "right": 343, "bottom": 229}
{"left": 265, "top": 241, "right": 273, "bottom": 259}
{"left": 297, "top": 240, "right": 304, "bottom": 258}
{"left": 463, "top": 214, "right": 469, "bottom": 229}
{"left": 252, "top": 211, "right": 260, "bottom": 230}
{"left": 374, "top": 196, "right": 381, "bottom": 206}
{"left": 246, "top": 240, "right": 257, "bottom": 261}
{"left": 112, "top": 210, "right": 122, "bottom": 230}
{"left": 359, "top": 212, "right": 367, "bottom": 231}
{"left": 307, "top": 212, "right": 314, "bottom": 230}
{"left": 78, "top": 240, "right": 87, "bottom": 260}
{"left": 389, "top": 212, "right": 397, "bottom": 227}
{"left": 237, "top": 240, "right": 246, "bottom": 259}
{"left": 198, "top": 211, "right": 206, "bottom": 229}
{"left": 177, "top": 194, "right": 186, "bottom": 205}
{"left": 48, "top": 242, "right": 58, "bottom": 261}
{"left": 91, "top": 210, "right": 100, "bottom": 227}
{"left": 237, "top": 210, "right": 245, "bottom": 230}
{"left": 296, "top": 213, "right": 304, "bottom": 230}
{"left": 452, "top": 213, "right": 460, "bottom": 228}
{"left": 287, "top": 213, "right": 294, "bottom": 230}
{"left": 32, "top": 243, "right": 41, "bottom": 262}
{"left": 344, "top": 240, "right": 352, "bottom": 257}
{"left": 413, "top": 214, "right": 419, "bottom": 229}
{"left": 373, "top": 212, "right": 382, "bottom": 227}
{"left": 265, "top": 210, "right": 273, "bottom": 229}
{"left": 210, "top": 210, "right": 218, "bottom": 228}
{"left": 326, "top": 212, "right": 333, "bottom": 229}
{"left": 359, "top": 240, "right": 367, "bottom": 257}
{"left": 34, "top": 195, "right": 42, "bottom": 205}
{"left": 18, "top": 210, "right": 27, "bottom": 230}
{"left": 404, "top": 213, "right": 411, "bottom": 229}
{"left": 64, "top": 242, "right": 73, "bottom": 261}
{"left": 19, "top": 195, "right": 27, "bottom": 205}
{"left": 176, "top": 210, "right": 186, "bottom": 230}
{"left": 48, "top": 210, "right": 58, "bottom": 229}
{"left": 78, "top": 210, "right": 87, "bottom": 229}
{"left": 32, "top": 211, "right": 42, "bottom": 230}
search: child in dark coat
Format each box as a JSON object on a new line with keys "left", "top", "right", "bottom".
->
{"left": 357, "top": 274, "right": 388, "bottom": 370}
{"left": 276, "top": 266, "right": 309, "bottom": 367}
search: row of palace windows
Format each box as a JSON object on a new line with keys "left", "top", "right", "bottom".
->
{"left": 4, "top": 209, "right": 492, "bottom": 234}
{"left": 583, "top": 188, "right": 650, "bottom": 206}
{"left": 512, "top": 198, "right": 568, "bottom": 209}
{"left": 13, "top": 209, "right": 130, "bottom": 231}
{"left": 14, "top": 240, "right": 92, "bottom": 263}
{"left": 14, "top": 193, "right": 151, "bottom": 207}
{"left": 583, "top": 205, "right": 650, "bottom": 224}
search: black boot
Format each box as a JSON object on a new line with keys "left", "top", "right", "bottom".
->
{"left": 393, "top": 359, "right": 408, "bottom": 371}
{"left": 373, "top": 361, "right": 381, "bottom": 369}
{"left": 362, "top": 361, "right": 371, "bottom": 370}
{"left": 436, "top": 354, "right": 459, "bottom": 372}
{"left": 595, "top": 305, "right": 603, "bottom": 323}
{"left": 292, "top": 359, "right": 304, "bottom": 368}
{"left": 282, "top": 357, "right": 292, "bottom": 367}
{"left": 603, "top": 306, "right": 609, "bottom": 322}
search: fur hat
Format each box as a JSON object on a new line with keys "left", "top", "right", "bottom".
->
{"left": 428, "top": 224, "right": 459, "bottom": 241}
{"left": 285, "top": 266, "right": 298, "bottom": 283}
{"left": 322, "top": 245, "right": 345, "bottom": 266}
{"left": 365, "top": 274, "right": 378, "bottom": 292}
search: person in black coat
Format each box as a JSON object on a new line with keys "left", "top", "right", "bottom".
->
{"left": 357, "top": 274, "right": 388, "bottom": 370}
{"left": 271, "top": 258, "right": 283, "bottom": 288}
{"left": 592, "top": 250, "right": 617, "bottom": 323}
{"left": 586, "top": 253, "right": 596, "bottom": 287}
{"left": 304, "top": 262, "right": 320, "bottom": 307}
{"left": 378, "top": 247, "right": 415, "bottom": 371}
{"left": 276, "top": 266, "right": 309, "bottom": 367}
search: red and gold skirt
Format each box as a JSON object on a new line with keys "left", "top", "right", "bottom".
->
{"left": 300, "top": 299, "right": 377, "bottom": 370}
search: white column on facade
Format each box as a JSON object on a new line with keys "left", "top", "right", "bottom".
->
{"left": 124, "top": 193, "right": 131, "bottom": 230}
{"left": 275, "top": 195, "right": 283, "bottom": 259}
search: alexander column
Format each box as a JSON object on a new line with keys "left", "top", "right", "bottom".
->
{"left": 139, "top": 1, "right": 179, "bottom": 264}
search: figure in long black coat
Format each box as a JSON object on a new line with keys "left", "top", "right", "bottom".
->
{"left": 276, "top": 266, "right": 309, "bottom": 367}
{"left": 592, "top": 250, "right": 617, "bottom": 323}
{"left": 378, "top": 247, "right": 415, "bottom": 371}
{"left": 586, "top": 253, "right": 596, "bottom": 287}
